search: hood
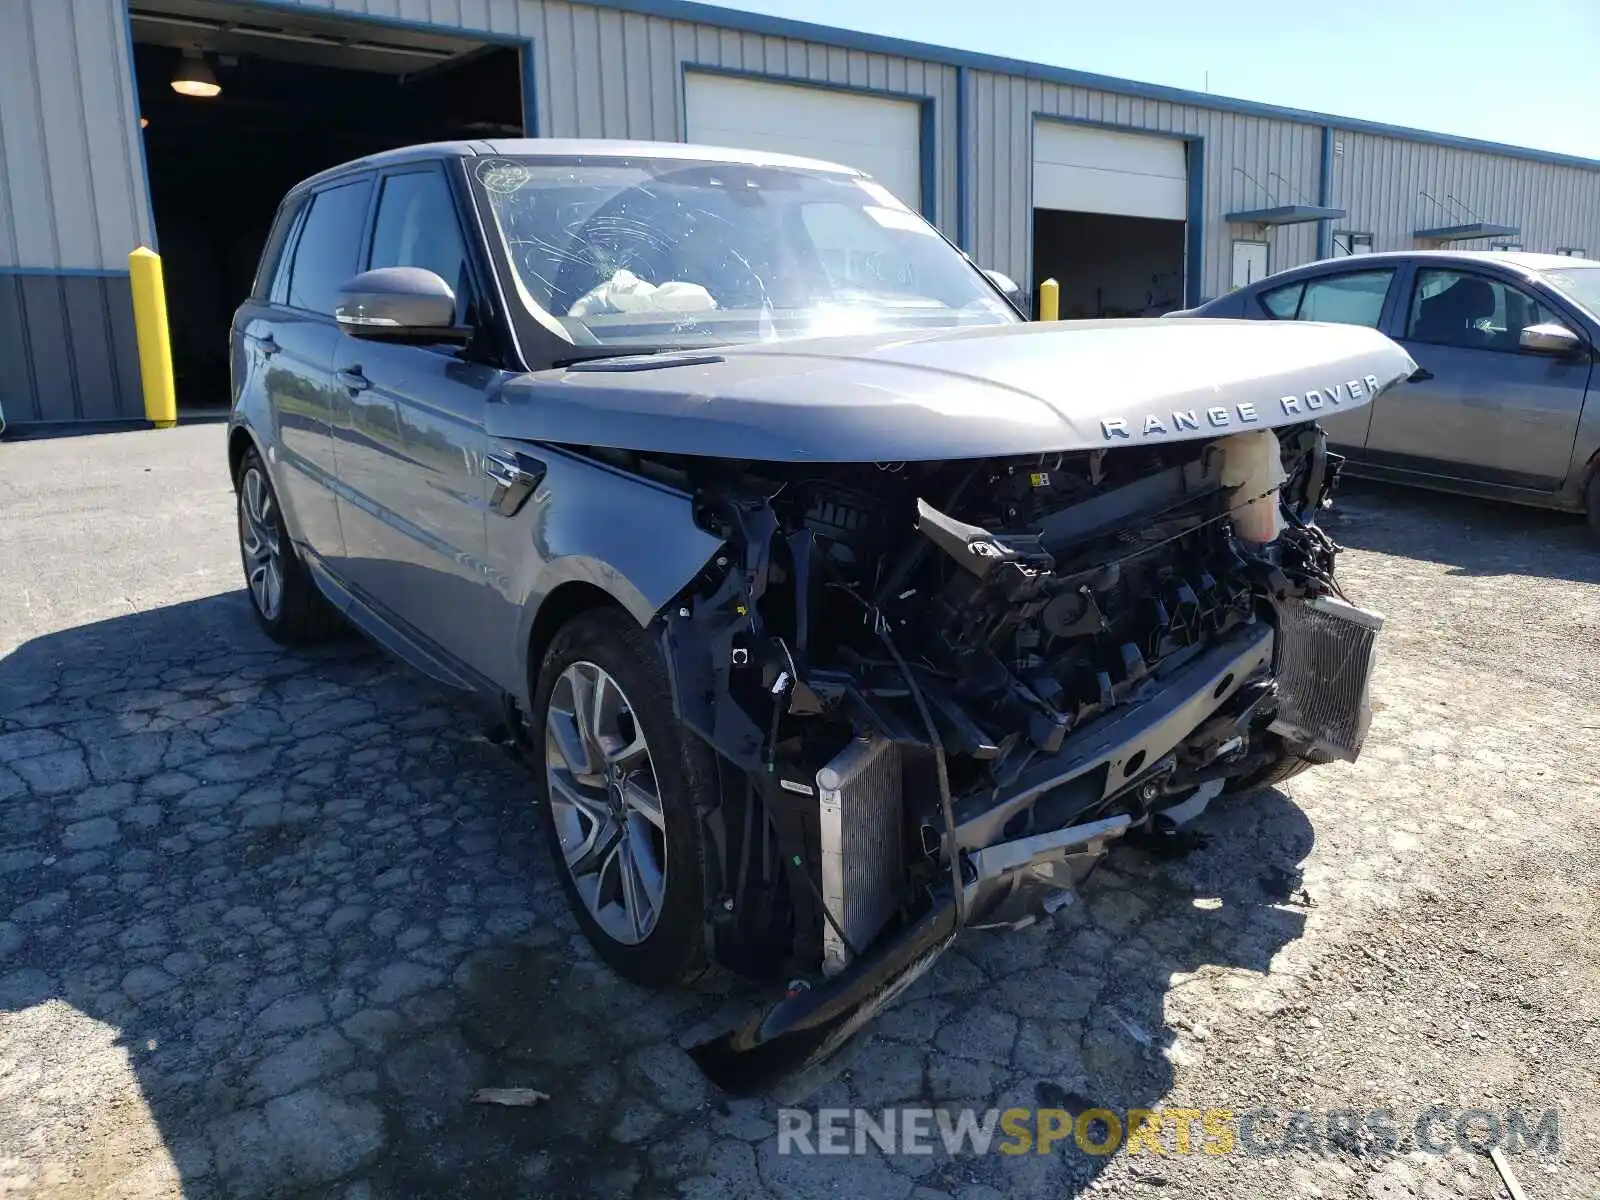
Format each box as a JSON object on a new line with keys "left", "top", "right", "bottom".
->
{"left": 489, "top": 318, "right": 1417, "bottom": 462}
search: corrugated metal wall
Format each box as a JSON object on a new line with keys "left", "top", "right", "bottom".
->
{"left": 967, "top": 71, "right": 1325, "bottom": 301}
{"left": 1332, "top": 129, "right": 1600, "bottom": 254}
{"left": 0, "top": 0, "right": 151, "bottom": 270}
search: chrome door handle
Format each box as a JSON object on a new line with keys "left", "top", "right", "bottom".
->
{"left": 258, "top": 334, "right": 280, "bottom": 357}
{"left": 336, "top": 367, "right": 370, "bottom": 392}
{"left": 484, "top": 449, "right": 546, "bottom": 516}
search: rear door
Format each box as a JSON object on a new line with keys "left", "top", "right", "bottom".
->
{"left": 330, "top": 163, "right": 513, "bottom": 687}
{"left": 250, "top": 177, "right": 374, "bottom": 565}
{"left": 1251, "top": 264, "right": 1402, "bottom": 452}
{"left": 1372, "top": 265, "right": 1590, "bottom": 489}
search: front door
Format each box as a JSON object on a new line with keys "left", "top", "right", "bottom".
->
{"left": 1373, "top": 266, "right": 1591, "bottom": 490}
{"left": 253, "top": 178, "right": 375, "bottom": 563}
{"left": 330, "top": 165, "right": 510, "bottom": 686}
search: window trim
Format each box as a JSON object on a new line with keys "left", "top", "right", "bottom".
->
{"left": 1401, "top": 265, "right": 1558, "bottom": 354}
{"left": 278, "top": 172, "right": 378, "bottom": 321}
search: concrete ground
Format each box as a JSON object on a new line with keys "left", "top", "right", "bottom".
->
{"left": 1, "top": 424, "right": 1597, "bottom": 1200}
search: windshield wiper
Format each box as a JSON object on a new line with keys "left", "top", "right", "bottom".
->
{"left": 550, "top": 345, "right": 672, "bottom": 367}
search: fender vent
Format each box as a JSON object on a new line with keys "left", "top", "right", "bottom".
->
{"left": 816, "top": 736, "right": 903, "bottom": 977}
{"left": 1270, "top": 595, "right": 1384, "bottom": 762}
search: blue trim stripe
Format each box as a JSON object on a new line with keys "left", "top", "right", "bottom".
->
{"left": 954, "top": 66, "right": 969, "bottom": 252}
{"left": 1185, "top": 139, "right": 1205, "bottom": 307}
{"left": 521, "top": 42, "right": 540, "bottom": 135}
{"left": 1316, "top": 126, "right": 1334, "bottom": 259}
{"left": 580, "top": 0, "right": 1600, "bottom": 173}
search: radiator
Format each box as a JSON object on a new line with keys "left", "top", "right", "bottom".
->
{"left": 816, "top": 736, "right": 904, "bottom": 977}
{"left": 1270, "top": 595, "right": 1385, "bottom": 762}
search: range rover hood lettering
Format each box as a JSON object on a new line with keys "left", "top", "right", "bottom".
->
{"left": 488, "top": 318, "right": 1417, "bottom": 463}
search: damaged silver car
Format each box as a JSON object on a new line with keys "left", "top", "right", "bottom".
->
{"left": 227, "top": 139, "right": 1415, "bottom": 1094}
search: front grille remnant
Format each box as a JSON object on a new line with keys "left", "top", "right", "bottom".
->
{"left": 1270, "top": 595, "right": 1385, "bottom": 762}
{"left": 816, "top": 736, "right": 903, "bottom": 977}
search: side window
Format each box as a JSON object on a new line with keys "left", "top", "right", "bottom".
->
{"left": 1405, "top": 269, "right": 1556, "bottom": 352}
{"left": 1297, "top": 270, "right": 1394, "bottom": 327}
{"left": 1259, "top": 271, "right": 1393, "bottom": 326}
{"left": 1258, "top": 282, "right": 1302, "bottom": 319}
{"left": 368, "top": 169, "right": 473, "bottom": 322}
{"left": 285, "top": 178, "right": 373, "bottom": 317}
{"left": 254, "top": 196, "right": 304, "bottom": 302}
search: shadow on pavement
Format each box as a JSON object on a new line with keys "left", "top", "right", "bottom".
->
{"left": 1326, "top": 479, "right": 1600, "bottom": 584}
{"left": 0, "top": 590, "right": 1313, "bottom": 1198}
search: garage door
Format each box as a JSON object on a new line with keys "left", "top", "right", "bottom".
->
{"left": 1033, "top": 122, "right": 1187, "bottom": 220}
{"left": 684, "top": 72, "right": 924, "bottom": 213}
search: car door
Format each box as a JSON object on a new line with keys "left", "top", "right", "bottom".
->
{"left": 1372, "top": 265, "right": 1591, "bottom": 490}
{"left": 1252, "top": 264, "right": 1402, "bottom": 453}
{"left": 249, "top": 180, "right": 373, "bottom": 564}
{"left": 330, "top": 163, "right": 513, "bottom": 687}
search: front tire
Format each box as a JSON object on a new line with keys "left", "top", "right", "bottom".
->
{"left": 235, "top": 448, "right": 340, "bottom": 645}
{"left": 530, "top": 609, "right": 716, "bottom": 988}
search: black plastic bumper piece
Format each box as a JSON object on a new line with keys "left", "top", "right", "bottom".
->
{"left": 687, "top": 895, "right": 960, "bottom": 1095}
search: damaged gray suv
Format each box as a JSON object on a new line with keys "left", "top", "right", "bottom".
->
{"left": 228, "top": 139, "right": 1414, "bottom": 1093}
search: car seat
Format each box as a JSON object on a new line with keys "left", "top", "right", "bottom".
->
{"left": 1413, "top": 276, "right": 1495, "bottom": 348}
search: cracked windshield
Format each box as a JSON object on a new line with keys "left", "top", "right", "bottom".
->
{"left": 471, "top": 156, "right": 1019, "bottom": 349}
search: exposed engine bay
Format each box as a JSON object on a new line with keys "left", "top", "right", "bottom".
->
{"left": 579, "top": 423, "right": 1382, "bottom": 1090}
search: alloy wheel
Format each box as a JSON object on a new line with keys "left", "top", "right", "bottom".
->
{"left": 239, "top": 466, "right": 284, "bottom": 621}
{"left": 544, "top": 661, "right": 668, "bottom": 945}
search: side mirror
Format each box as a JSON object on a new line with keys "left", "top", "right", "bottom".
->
{"left": 982, "top": 268, "right": 1026, "bottom": 314}
{"left": 335, "top": 267, "right": 467, "bottom": 342}
{"left": 1518, "top": 322, "right": 1583, "bottom": 356}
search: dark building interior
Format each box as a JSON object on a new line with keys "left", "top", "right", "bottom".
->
{"left": 130, "top": 1, "right": 524, "bottom": 410}
{"left": 1031, "top": 209, "right": 1187, "bottom": 319}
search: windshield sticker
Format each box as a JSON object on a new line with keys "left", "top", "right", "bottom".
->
{"left": 864, "top": 206, "right": 935, "bottom": 235}
{"left": 478, "top": 160, "right": 532, "bottom": 195}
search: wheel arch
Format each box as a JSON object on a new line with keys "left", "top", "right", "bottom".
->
{"left": 227, "top": 423, "right": 260, "bottom": 489}
{"left": 525, "top": 580, "right": 628, "bottom": 692}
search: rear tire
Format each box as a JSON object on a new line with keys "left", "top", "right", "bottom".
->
{"left": 235, "top": 448, "right": 341, "bottom": 645}
{"left": 530, "top": 608, "right": 716, "bottom": 988}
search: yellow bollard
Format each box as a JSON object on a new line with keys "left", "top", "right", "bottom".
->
{"left": 128, "top": 246, "right": 177, "bottom": 428}
{"left": 1038, "top": 277, "right": 1060, "bottom": 322}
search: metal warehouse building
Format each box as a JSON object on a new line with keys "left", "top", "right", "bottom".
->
{"left": 5, "top": 0, "right": 1600, "bottom": 429}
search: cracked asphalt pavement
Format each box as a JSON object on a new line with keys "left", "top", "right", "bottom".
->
{"left": 1, "top": 424, "right": 1597, "bottom": 1199}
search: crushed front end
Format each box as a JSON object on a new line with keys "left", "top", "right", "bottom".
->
{"left": 638, "top": 424, "right": 1382, "bottom": 1092}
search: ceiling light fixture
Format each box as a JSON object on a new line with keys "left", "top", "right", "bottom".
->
{"left": 170, "top": 48, "right": 221, "bottom": 98}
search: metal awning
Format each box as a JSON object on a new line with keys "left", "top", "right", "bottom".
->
{"left": 1225, "top": 204, "right": 1347, "bottom": 225}
{"left": 1414, "top": 222, "right": 1520, "bottom": 241}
